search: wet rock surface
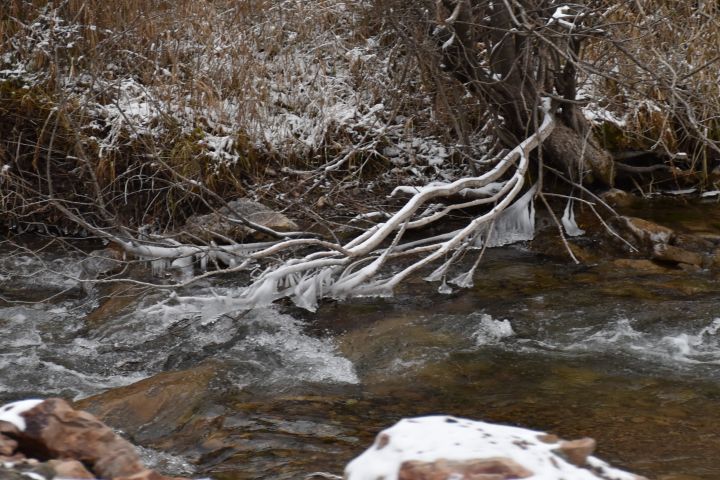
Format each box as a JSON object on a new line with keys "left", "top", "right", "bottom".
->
{"left": 77, "top": 362, "right": 219, "bottom": 444}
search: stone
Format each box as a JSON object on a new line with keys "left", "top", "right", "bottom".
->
{"left": 556, "top": 437, "right": 596, "bottom": 467}
{"left": 398, "top": 458, "right": 533, "bottom": 480}
{"left": 618, "top": 216, "right": 674, "bottom": 247}
{"left": 48, "top": 459, "right": 95, "bottom": 479}
{"left": 0, "top": 399, "right": 190, "bottom": 480}
{"left": 652, "top": 243, "right": 704, "bottom": 267}
{"left": 600, "top": 188, "right": 637, "bottom": 208}
{"left": 76, "top": 362, "right": 218, "bottom": 443}
{"left": 673, "top": 233, "right": 715, "bottom": 253}
{"left": 710, "top": 247, "right": 720, "bottom": 269}
{"left": 11, "top": 398, "right": 145, "bottom": 478}
{"left": 345, "top": 416, "right": 645, "bottom": 480}
{"left": 609, "top": 258, "right": 670, "bottom": 274}
{"left": 0, "top": 434, "right": 17, "bottom": 456}
{"left": 181, "top": 198, "right": 298, "bottom": 242}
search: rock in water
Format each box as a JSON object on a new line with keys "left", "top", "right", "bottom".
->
{"left": 182, "top": 198, "right": 298, "bottom": 242}
{"left": 0, "top": 398, "right": 187, "bottom": 480}
{"left": 344, "top": 415, "right": 647, "bottom": 480}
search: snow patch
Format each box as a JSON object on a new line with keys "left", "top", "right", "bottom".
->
{"left": 0, "top": 399, "right": 43, "bottom": 431}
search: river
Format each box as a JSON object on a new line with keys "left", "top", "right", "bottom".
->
{"left": 1, "top": 200, "right": 720, "bottom": 479}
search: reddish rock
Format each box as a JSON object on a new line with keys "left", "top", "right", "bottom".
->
{"left": 0, "top": 433, "right": 18, "bottom": 456}
{"left": 0, "top": 398, "right": 195, "bottom": 480}
{"left": 600, "top": 188, "right": 637, "bottom": 208}
{"left": 556, "top": 437, "right": 596, "bottom": 467}
{"left": 13, "top": 398, "right": 145, "bottom": 478}
{"left": 652, "top": 243, "right": 704, "bottom": 267}
{"left": 399, "top": 458, "right": 533, "bottom": 480}
{"left": 0, "top": 421, "right": 21, "bottom": 437}
{"left": 48, "top": 459, "right": 95, "bottom": 479}
{"left": 609, "top": 258, "right": 670, "bottom": 274}
{"left": 618, "top": 216, "right": 674, "bottom": 247}
{"left": 536, "top": 434, "right": 559, "bottom": 444}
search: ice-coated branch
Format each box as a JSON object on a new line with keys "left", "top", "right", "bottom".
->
{"left": 233, "top": 99, "right": 556, "bottom": 308}
{"left": 59, "top": 99, "right": 556, "bottom": 311}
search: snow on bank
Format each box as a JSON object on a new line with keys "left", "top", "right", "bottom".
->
{"left": 345, "top": 416, "right": 641, "bottom": 480}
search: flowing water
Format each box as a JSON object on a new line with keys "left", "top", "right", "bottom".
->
{"left": 2, "top": 204, "right": 720, "bottom": 479}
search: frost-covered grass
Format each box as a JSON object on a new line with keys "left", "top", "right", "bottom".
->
{"left": 0, "top": 0, "right": 472, "bottom": 230}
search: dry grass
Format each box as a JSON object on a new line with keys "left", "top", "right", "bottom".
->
{"left": 584, "top": 0, "right": 720, "bottom": 183}
{"left": 2, "top": 0, "right": 719, "bottom": 233}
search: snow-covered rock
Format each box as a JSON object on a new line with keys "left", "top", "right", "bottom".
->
{"left": 0, "top": 398, "right": 187, "bottom": 480}
{"left": 345, "top": 416, "right": 647, "bottom": 480}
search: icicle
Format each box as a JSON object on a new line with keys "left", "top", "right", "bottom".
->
{"left": 561, "top": 199, "right": 585, "bottom": 237}
{"left": 486, "top": 184, "right": 537, "bottom": 247}
{"left": 151, "top": 258, "right": 170, "bottom": 277}
{"left": 171, "top": 255, "right": 195, "bottom": 281}
{"left": 243, "top": 277, "right": 279, "bottom": 307}
{"left": 450, "top": 269, "right": 474, "bottom": 288}
{"left": 424, "top": 259, "right": 451, "bottom": 282}
{"left": 198, "top": 252, "right": 208, "bottom": 272}
{"left": 171, "top": 255, "right": 193, "bottom": 269}
{"left": 437, "top": 279, "right": 453, "bottom": 295}
{"left": 292, "top": 273, "right": 320, "bottom": 312}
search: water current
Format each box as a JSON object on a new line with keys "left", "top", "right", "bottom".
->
{"left": 2, "top": 223, "right": 720, "bottom": 479}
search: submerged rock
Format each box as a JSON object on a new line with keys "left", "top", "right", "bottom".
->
{"left": 617, "top": 216, "right": 674, "bottom": 248}
{"left": 0, "top": 398, "right": 186, "bottom": 480}
{"left": 181, "top": 198, "right": 298, "bottom": 242}
{"left": 77, "top": 362, "right": 219, "bottom": 444}
{"left": 601, "top": 189, "right": 638, "bottom": 208}
{"left": 652, "top": 243, "right": 705, "bottom": 268}
{"left": 345, "top": 416, "right": 647, "bottom": 480}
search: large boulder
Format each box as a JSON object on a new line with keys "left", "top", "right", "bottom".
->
{"left": 345, "top": 416, "right": 647, "bottom": 480}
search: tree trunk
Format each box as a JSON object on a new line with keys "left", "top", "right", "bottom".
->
{"left": 437, "top": 0, "right": 615, "bottom": 186}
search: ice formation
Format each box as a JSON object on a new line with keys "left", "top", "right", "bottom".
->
{"left": 561, "top": 198, "right": 585, "bottom": 237}
{"left": 479, "top": 184, "right": 537, "bottom": 248}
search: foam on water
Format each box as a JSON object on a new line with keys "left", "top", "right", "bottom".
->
{"left": 509, "top": 316, "right": 720, "bottom": 374}
{"left": 471, "top": 314, "right": 515, "bottom": 345}
{"left": 453, "top": 309, "right": 720, "bottom": 378}
{"left": 135, "top": 445, "right": 196, "bottom": 477}
{"left": 0, "top": 282, "right": 358, "bottom": 401}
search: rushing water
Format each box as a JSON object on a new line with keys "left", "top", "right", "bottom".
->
{"left": 2, "top": 220, "right": 720, "bottom": 479}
